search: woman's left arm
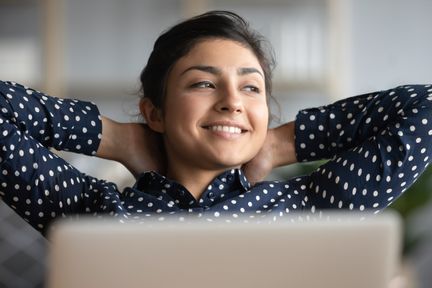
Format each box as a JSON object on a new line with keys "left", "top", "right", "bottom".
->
{"left": 293, "top": 85, "right": 432, "bottom": 212}
{"left": 242, "top": 122, "right": 297, "bottom": 184}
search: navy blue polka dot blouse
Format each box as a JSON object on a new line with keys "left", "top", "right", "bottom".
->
{"left": 1, "top": 80, "right": 431, "bottom": 234}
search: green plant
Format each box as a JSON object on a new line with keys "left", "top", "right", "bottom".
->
{"left": 390, "top": 165, "right": 432, "bottom": 255}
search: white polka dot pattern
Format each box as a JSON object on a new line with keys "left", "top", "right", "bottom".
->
{"left": 295, "top": 85, "right": 432, "bottom": 212}
{"left": 1, "top": 81, "right": 431, "bottom": 234}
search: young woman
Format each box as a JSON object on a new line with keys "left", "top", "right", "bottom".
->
{"left": 1, "top": 11, "right": 431, "bottom": 235}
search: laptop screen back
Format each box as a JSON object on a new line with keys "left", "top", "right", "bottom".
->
{"left": 47, "top": 212, "right": 402, "bottom": 288}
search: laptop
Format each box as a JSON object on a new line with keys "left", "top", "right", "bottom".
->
{"left": 46, "top": 212, "right": 402, "bottom": 288}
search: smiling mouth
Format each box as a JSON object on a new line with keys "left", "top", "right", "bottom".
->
{"left": 202, "top": 125, "right": 248, "bottom": 134}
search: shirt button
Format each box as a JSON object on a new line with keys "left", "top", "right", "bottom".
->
{"left": 208, "top": 192, "right": 215, "bottom": 198}
{"left": 227, "top": 175, "right": 234, "bottom": 181}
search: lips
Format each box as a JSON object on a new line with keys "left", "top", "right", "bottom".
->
{"left": 208, "top": 125, "right": 242, "bottom": 134}
{"left": 201, "top": 121, "right": 249, "bottom": 135}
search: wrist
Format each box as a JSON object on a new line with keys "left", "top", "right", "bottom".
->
{"left": 96, "top": 116, "right": 127, "bottom": 162}
{"left": 270, "top": 121, "right": 297, "bottom": 168}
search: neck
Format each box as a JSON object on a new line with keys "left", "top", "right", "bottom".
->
{"left": 166, "top": 161, "right": 230, "bottom": 200}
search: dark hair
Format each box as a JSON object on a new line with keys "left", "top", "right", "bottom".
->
{"left": 139, "top": 10, "right": 276, "bottom": 109}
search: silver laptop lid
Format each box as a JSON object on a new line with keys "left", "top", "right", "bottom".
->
{"left": 47, "top": 212, "right": 402, "bottom": 288}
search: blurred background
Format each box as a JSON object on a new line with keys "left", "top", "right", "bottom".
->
{"left": 0, "top": 0, "right": 431, "bottom": 287}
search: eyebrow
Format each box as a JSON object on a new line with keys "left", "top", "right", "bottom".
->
{"left": 180, "top": 65, "right": 264, "bottom": 78}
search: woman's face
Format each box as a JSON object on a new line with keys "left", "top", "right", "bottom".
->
{"left": 161, "top": 38, "right": 269, "bottom": 171}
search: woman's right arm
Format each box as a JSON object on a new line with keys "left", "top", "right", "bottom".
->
{"left": 96, "top": 117, "right": 165, "bottom": 178}
{"left": 0, "top": 81, "right": 102, "bottom": 154}
{"left": 0, "top": 81, "right": 123, "bottom": 234}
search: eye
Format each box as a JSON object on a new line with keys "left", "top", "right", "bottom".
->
{"left": 243, "top": 85, "right": 261, "bottom": 93}
{"left": 190, "top": 81, "right": 215, "bottom": 89}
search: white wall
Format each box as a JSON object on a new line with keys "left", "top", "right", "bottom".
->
{"left": 347, "top": 0, "right": 432, "bottom": 94}
{"left": 64, "top": 0, "right": 182, "bottom": 88}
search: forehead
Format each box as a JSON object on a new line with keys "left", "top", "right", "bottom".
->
{"left": 171, "top": 38, "right": 263, "bottom": 74}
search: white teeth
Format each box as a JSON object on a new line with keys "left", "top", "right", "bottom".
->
{"left": 209, "top": 125, "right": 242, "bottom": 134}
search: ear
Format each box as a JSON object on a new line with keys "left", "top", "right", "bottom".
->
{"left": 139, "top": 98, "right": 165, "bottom": 133}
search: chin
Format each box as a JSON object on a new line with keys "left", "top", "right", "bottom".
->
{"left": 203, "top": 149, "right": 257, "bottom": 170}
{"left": 211, "top": 156, "right": 251, "bottom": 170}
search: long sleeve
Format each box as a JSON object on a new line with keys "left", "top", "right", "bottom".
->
{"left": 0, "top": 81, "right": 101, "bottom": 154}
{"left": 294, "top": 85, "right": 432, "bottom": 212}
{"left": 0, "top": 81, "right": 121, "bottom": 234}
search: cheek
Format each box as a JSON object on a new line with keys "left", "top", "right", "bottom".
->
{"left": 163, "top": 95, "right": 209, "bottom": 132}
{"left": 250, "top": 102, "right": 269, "bottom": 130}
{"left": 247, "top": 102, "right": 269, "bottom": 151}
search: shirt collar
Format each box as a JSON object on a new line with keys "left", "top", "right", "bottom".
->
{"left": 134, "top": 169, "right": 251, "bottom": 206}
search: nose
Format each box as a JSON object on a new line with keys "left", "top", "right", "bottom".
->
{"left": 214, "top": 86, "right": 243, "bottom": 114}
